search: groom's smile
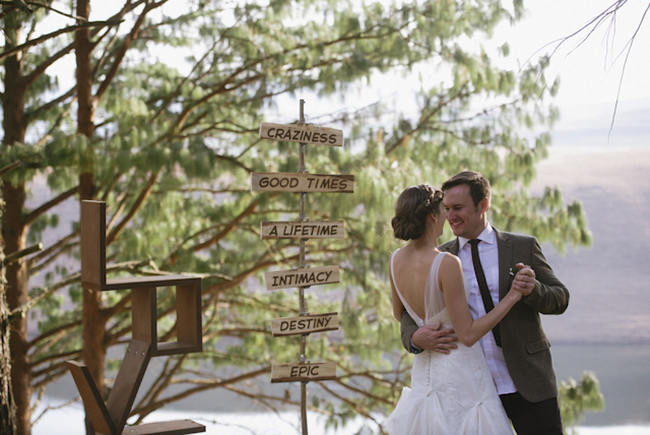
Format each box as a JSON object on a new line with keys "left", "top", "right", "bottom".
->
{"left": 442, "top": 184, "right": 488, "bottom": 240}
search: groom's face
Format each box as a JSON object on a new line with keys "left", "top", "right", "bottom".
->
{"left": 443, "top": 184, "right": 487, "bottom": 239}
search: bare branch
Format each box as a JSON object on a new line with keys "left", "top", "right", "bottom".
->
{"left": 608, "top": 2, "right": 650, "bottom": 138}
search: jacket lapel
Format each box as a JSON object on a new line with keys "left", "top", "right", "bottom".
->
{"left": 447, "top": 238, "right": 460, "bottom": 255}
{"left": 495, "top": 228, "right": 513, "bottom": 299}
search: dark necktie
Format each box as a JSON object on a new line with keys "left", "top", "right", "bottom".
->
{"left": 468, "top": 239, "right": 501, "bottom": 347}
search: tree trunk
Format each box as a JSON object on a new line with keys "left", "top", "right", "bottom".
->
{"left": 75, "top": 1, "right": 105, "bottom": 434}
{"left": 1, "top": 200, "right": 17, "bottom": 435}
{"left": 2, "top": 11, "right": 31, "bottom": 435}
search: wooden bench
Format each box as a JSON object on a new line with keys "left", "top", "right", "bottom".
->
{"left": 67, "top": 200, "right": 205, "bottom": 434}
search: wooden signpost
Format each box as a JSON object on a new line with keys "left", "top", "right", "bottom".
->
{"left": 254, "top": 101, "right": 352, "bottom": 435}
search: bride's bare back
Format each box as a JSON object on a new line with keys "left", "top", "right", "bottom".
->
{"left": 389, "top": 245, "right": 441, "bottom": 321}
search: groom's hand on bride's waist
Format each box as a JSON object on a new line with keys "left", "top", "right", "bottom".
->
{"left": 412, "top": 322, "right": 458, "bottom": 354}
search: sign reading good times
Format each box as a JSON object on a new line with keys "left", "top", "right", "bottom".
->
{"left": 260, "top": 221, "right": 344, "bottom": 239}
{"left": 259, "top": 122, "right": 343, "bottom": 146}
{"left": 251, "top": 172, "right": 354, "bottom": 193}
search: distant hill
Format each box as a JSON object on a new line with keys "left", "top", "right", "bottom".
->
{"left": 532, "top": 144, "right": 650, "bottom": 344}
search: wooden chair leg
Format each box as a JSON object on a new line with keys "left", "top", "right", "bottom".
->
{"left": 66, "top": 361, "right": 116, "bottom": 435}
{"left": 105, "top": 339, "right": 152, "bottom": 431}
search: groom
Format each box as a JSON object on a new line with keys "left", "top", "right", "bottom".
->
{"left": 400, "top": 171, "right": 568, "bottom": 435}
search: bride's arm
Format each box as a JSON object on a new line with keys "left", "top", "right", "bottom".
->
{"left": 440, "top": 254, "right": 522, "bottom": 346}
{"left": 389, "top": 258, "right": 404, "bottom": 321}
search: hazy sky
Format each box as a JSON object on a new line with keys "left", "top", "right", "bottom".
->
{"left": 503, "top": 0, "right": 650, "bottom": 131}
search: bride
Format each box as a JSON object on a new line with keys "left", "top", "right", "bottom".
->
{"left": 384, "top": 184, "right": 527, "bottom": 434}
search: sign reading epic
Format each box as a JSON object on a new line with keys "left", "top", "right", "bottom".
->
{"left": 271, "top": 312, "right": 339, "bottom": 336}
{"left": 251, "top": 172, "right": 354, "bottom": 193}
{"left": 271, "top": 362, "right": 337, "bottom": 383}
{"left": 259, "top": 122, "right": 343, "bottom": 146}
{"left": 264, "top": 265, "right": 339, "bottom": 290}
{"left": 260, "top": 221, "right": 344, "bottom": 239}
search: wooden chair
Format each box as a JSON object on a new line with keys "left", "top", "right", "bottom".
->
{"left": 67, "top": 200, "right": 205, "bottom": 435}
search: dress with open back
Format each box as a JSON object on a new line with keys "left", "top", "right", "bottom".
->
{"left": 384, "top": 249, "right": 513, "bottom": 434}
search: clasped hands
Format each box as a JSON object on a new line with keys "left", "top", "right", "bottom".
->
{"left": 511, "top": 262, "right": 536, "bottom": 296}
{"left": 412, "top": 263, "right": 536, "bottom": 353}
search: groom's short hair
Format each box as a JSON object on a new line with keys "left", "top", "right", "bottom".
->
{"left": 442, "top": 171, "right": 490, "bottom": 207}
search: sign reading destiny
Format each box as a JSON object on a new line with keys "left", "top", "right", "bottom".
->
{"left": 251, "top": 172, "right": 354, "bottom": 193}
{"left": 260, "top": 221, "right": 344, "bottom": 239}
{"left": 271, "top": 312, "right": 339, "bottom": 336}
{"left": 259, "top": 122, "right": 343, "bottom": 147}
{"left": 271, "top": 362, "right": 337, "bottom": 383}
{"left": 264, "top": 266, "right": 339, "bottom": 290}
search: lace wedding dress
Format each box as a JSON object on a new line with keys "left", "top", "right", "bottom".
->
{"left": 384, "top": 250, "right": 513, "bottom": 434}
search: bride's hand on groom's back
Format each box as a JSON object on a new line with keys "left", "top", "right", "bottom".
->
{"left": 412, "top": 322, "right": 458, "bottom": 354}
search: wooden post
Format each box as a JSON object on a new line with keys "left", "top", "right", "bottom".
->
{"left": 297, "top": 99, "right": 309, "bottom": 435}
{"left": 256, "top": 101, "right": 350, "bottom": 435}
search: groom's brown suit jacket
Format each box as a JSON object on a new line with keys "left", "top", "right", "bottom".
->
{"left": 400, "top": 228, "right": 569, "bottom": 403}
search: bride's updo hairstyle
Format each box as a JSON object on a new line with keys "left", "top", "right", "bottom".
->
{"left": 391, "top": 184, "right": 444, "bottom": 241}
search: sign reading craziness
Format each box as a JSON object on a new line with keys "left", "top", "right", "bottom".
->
{"left": 270, "top": 312, "right": 339, "bottom": 336}
{"left": 271, "top": 362, "right": 337, "bottom": 383}
{"left": 260, "top": 221, "right": 344, "bottom": 239}
{"left": 259, "top": 122, "right": 343, "bottom": 147}
{"left": 264, "top": 266, "right": 339, "bottom": 290}
{"left": 251, "top": 172, "right": 354, "bottom": 193}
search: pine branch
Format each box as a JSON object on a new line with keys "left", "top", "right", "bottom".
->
{"left": 26, "top": 85, "right": 75, "bottom": 122}
{"left": 130, "top": 366, "right": 271, "bottom": 420}
{"left": 30, "top": 349, "right": 81, "bottom": 376}
{"left": 0, "top": 160, "right": 21, "bottom": 176}
{"left": 27, "top": 231, "right": 78, "bottom": 272}
{"left": 23, "top": 185, "right": 79, "bottom": 226}
{"left": 22, "top": 41, "right": 76, "bottom": 89}
{"left": 189, "top": 198, "right": 261, "bottom": 253}
{"left": 95, "top": 1, "right": 169, "bottom": 102}
{"left": 106, "top": 170, "right": 160, "bottom": 244}
{"left": 2, "top": 243, "right": 42, "bottom": 266}
{"left": 0, "top": 19, "right": 122, "bottom": 63}
{"left": 385, "top": 82, "right": 471, "bottom": 154}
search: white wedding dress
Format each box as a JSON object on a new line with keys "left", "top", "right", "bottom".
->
{"left": 384, "top": 250, "right": 513, "bottom": 434}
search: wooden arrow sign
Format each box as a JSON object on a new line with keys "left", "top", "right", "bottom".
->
{"left": 264, "top": 266, "right": 339, "bottom": 290}
{"left": 251, "top": 172, "right": 354, "bottom": 193}
{"left": 271, "top": 312, "right": 339, "bottom": 336}
{"left": 260, "top": 221, "right": 344, "bottom": 239}
{"left": 259, "top": 122, "right": 343, "bottom": 146}
{"left": 271, "top": 362, "right": 337, "bottom": 383}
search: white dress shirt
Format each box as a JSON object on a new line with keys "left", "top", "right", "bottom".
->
{"left": 457, "top": 224, "right": 517, "bottom": 395}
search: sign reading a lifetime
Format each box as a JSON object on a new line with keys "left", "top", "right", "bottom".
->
{"left": 261, "top": 221, "right": 344, "bottom": 239}
{"left": 265, "top": 265, "right": 339, "bottom": 290}
{"left": 271, "top": 362, "right": 337, "bottom": 383}
{"left": 259, "top": 122, "right": 343, "bottom": 147}
{"left": 252, "top": 172, "right": 354, "bottom": 193}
